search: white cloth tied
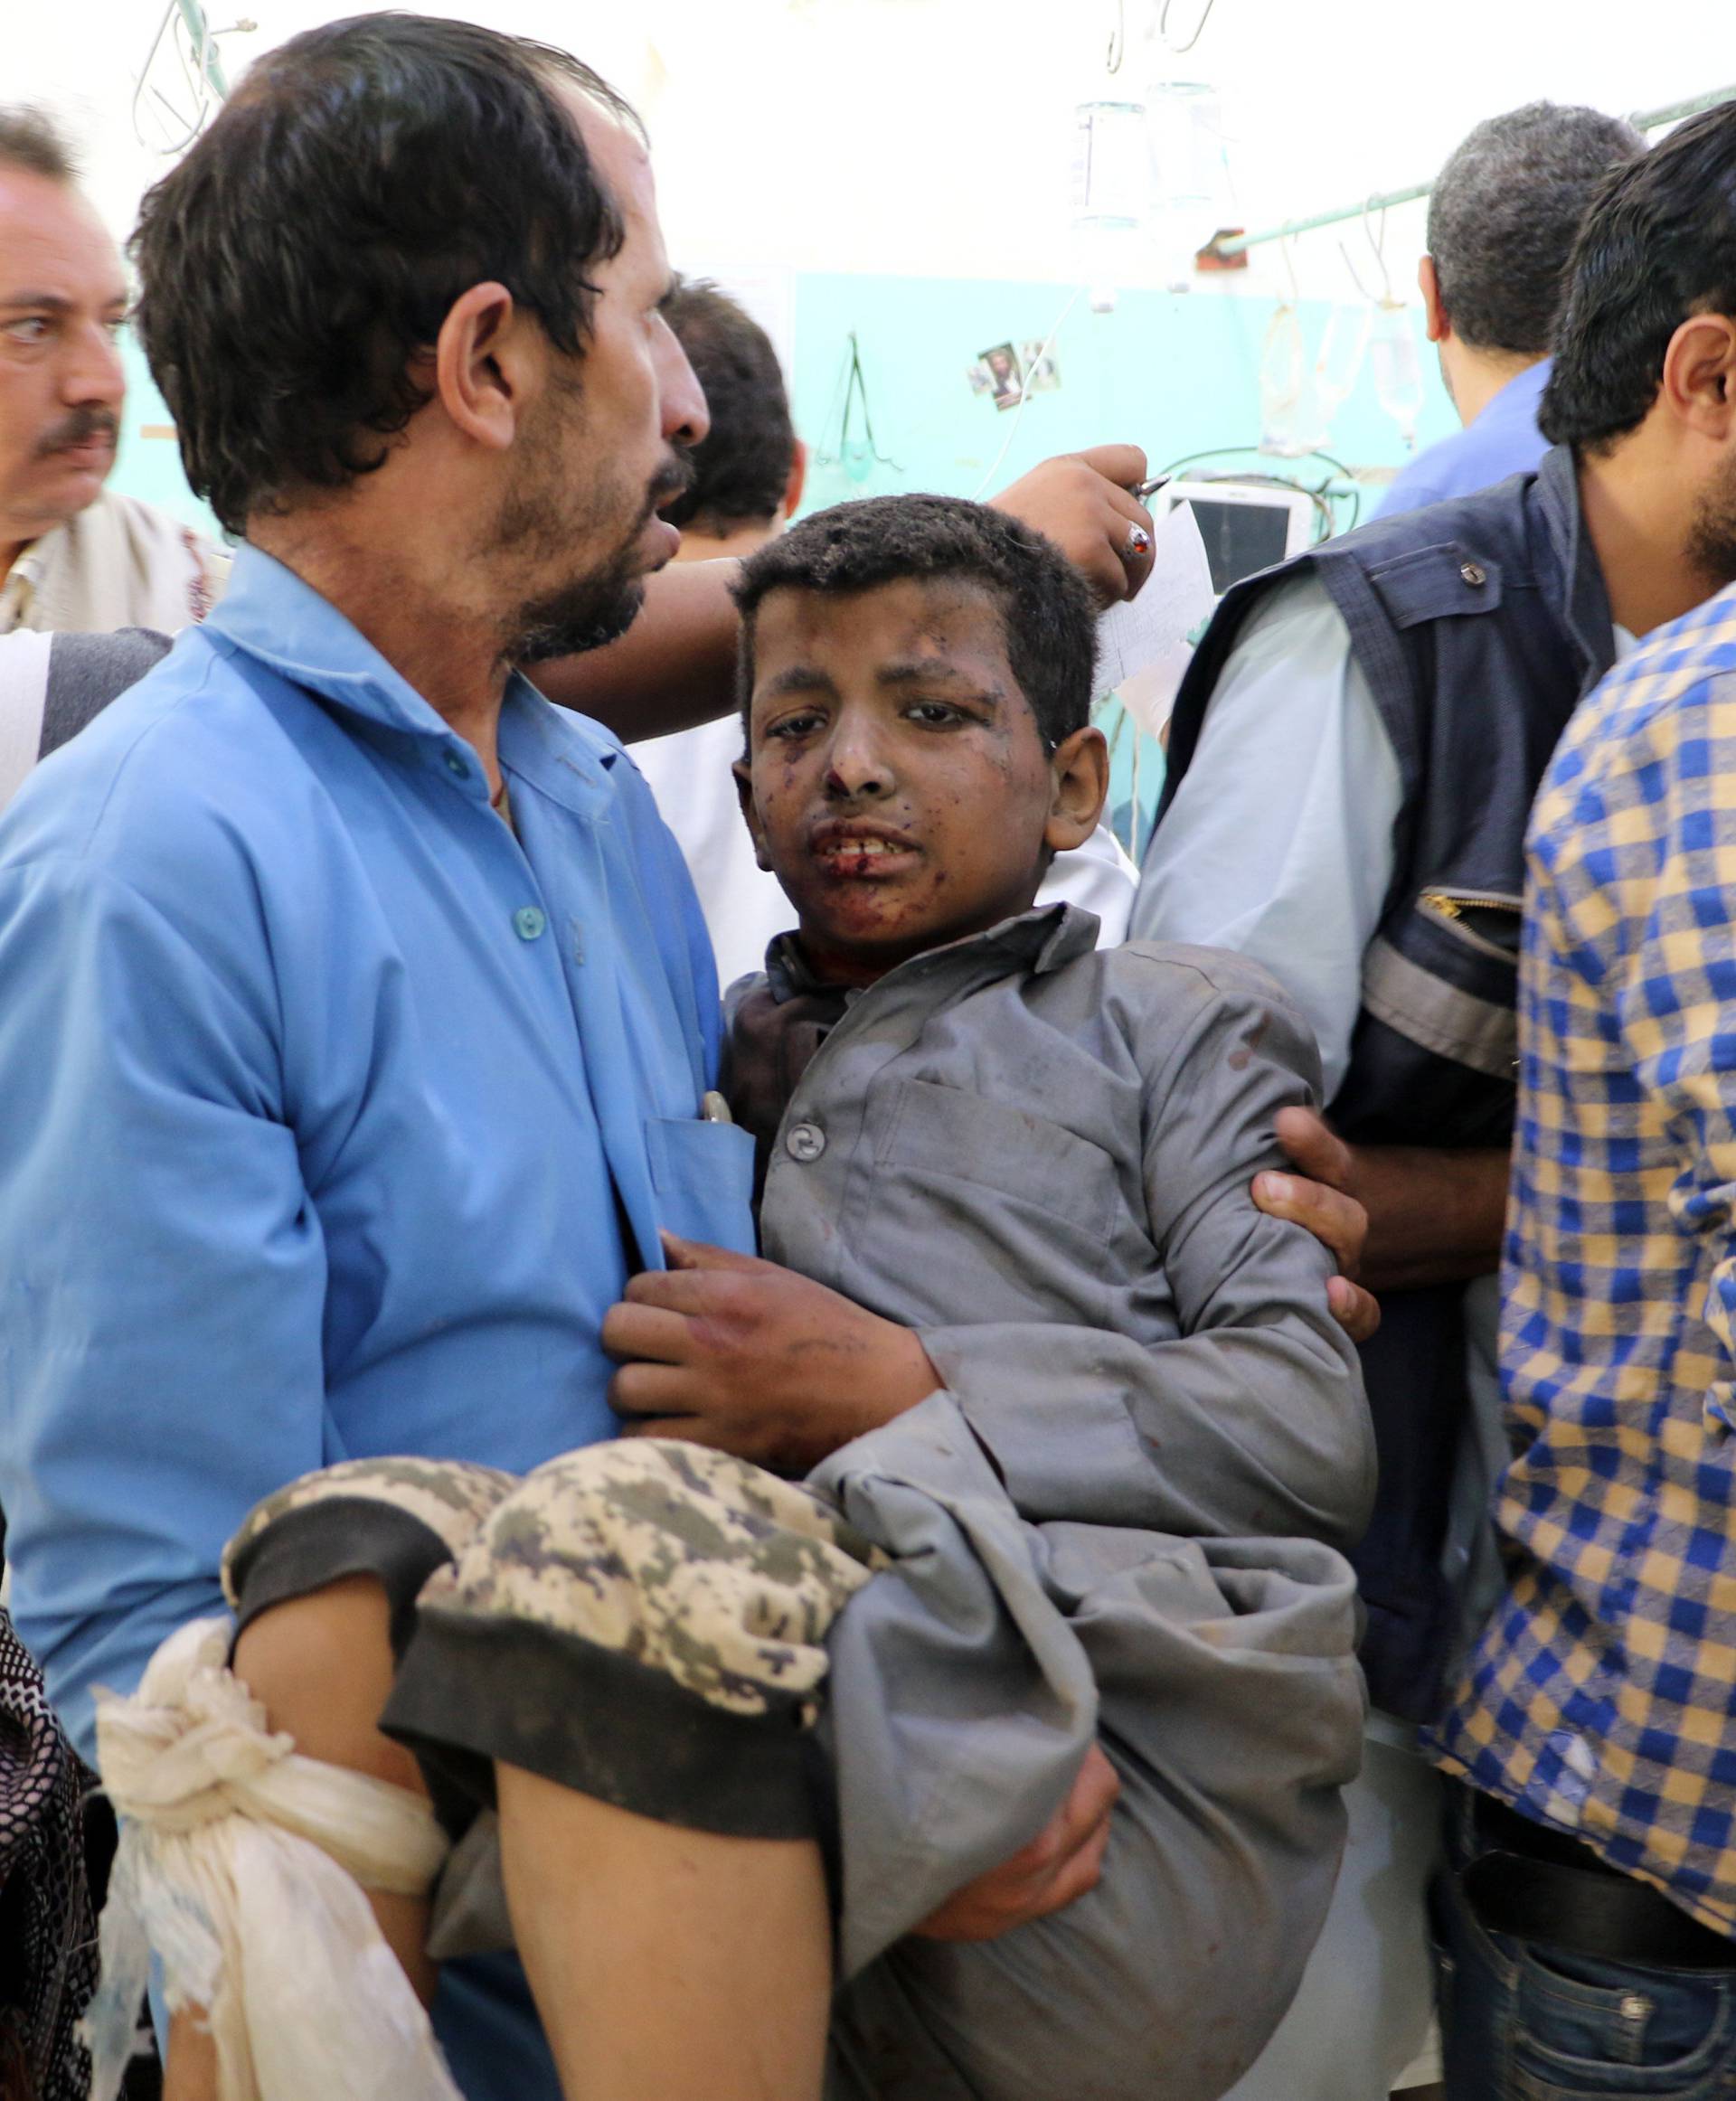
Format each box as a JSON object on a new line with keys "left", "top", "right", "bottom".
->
{"left": 80, "top": 1616, "right": 461, "bottom": 2101}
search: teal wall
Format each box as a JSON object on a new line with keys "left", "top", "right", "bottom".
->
{"left": 112, "top": 334, "right": 221, "bottom": 537}
{"left": 110, "top": 273, "right": 1457, "bottom": 545}
{"left": 788, "top": 274, "right": 1458, "bottom": 525}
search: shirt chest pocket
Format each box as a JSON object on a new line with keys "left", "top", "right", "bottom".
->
{"left": 859, "top": 1079, "right": 1122, "bottom": 1328}
{"left": 646, "top": 1116, "right": 760, "bottom": 1258}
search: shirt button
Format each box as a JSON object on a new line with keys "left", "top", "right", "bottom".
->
{"left": 1460, "top": 561, "right": 1487, "bottom": 587}
{"left": 445, "top": 751, "right": 470, "bottom": 778}
{"left": 514, "top": 906, "right": 547, "bottom": 941}
{"left": 785, "top": 1121, "right": 826, "bottom": 1163}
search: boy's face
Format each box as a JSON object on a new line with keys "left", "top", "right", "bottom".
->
{"left": 736, "top": 577, "right": 1107, "bottom": 982}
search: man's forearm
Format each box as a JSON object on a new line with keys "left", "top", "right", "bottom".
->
{"left": 1354, "top": 1143, "right": 1510, "bottom": 1294}
{"left": 530, "top": 559, "right": 741, "bottom": 743}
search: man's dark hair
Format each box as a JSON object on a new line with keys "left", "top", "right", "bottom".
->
{"left": 1543, "top": 101, "right": 1736, "bottom": 452}
{"left": 732, "top": 494, "right": 1096, "bottom": 751}
{"left": 130, "top": 14, "right": 641, "bottom": 532}
{"left": 662, "top": 280, "right": 795, "bottom": 534}
{"left": 1428, "top": 101, "right": 1643, "bottom": 355}
{"left": 0, "top": 107, "right": 77, "bottom": 185}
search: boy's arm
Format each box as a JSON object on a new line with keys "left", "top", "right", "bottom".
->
{"left": 916, "top": 956, "right": 1375, "bottom": 1550}
{"left": 0, "top": 858, "right": 327, "bottom": 1758}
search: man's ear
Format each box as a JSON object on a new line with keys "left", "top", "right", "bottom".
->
{"left": 1043, "top": 724, "right": 1109, "bottom": 854}
{"left": 1419, "top": 256, "right": 1450, "bottom": 345}
{"left": 430, "top": 281, "right": 536, "bottom": 453}
{"left": 783, "top": 439, "right": 808, "bottom": 520}
{"left": 1661, "top": 313, "right": 1736, "bottom": 443}
{"left": 732, "top": 755, "right": 775, "bottom": 872}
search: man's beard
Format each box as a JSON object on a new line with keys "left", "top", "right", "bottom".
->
{"left": 493, "top": 386, "right": 693, "bottom": 667}
{"left": 1687, "top": 451, "right": 1736, "bottom": 590}
{"left": 510, "top": 548, "right": 646, "bottom": 665}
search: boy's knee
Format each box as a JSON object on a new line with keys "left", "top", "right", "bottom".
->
{"left": 222, "top": 1453, "right": 517, "bottom": 1655}
{"left": 231, "top": 1574, "right": 422, "bottom": 1793}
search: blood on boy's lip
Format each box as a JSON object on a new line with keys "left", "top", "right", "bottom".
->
{"left": 806, "top": 818, "right": 922, "bottom": 871}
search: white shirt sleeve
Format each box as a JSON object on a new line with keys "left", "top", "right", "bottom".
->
{"left": 0, "top": 630, "right": 52, "bottom": 815}
{"left": 1038, "top": 819, "right": 1137, "bottom": 947}
{"left": 1131, "top": 573, "right": 1401, "bottom": 1098}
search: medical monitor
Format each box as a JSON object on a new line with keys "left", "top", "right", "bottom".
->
{"left": 1159, "top": 479, "right": 1315, "bottom": 596}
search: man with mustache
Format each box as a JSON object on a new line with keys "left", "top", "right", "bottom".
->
{"left": 0, "top": 108, "right": 223, "bottom": 637}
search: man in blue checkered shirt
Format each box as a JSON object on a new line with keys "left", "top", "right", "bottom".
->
{"left": 1430, "top": 108, "right": 1736, "bottom": 2096}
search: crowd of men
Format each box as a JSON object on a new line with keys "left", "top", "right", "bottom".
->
{"left": 2, "top": 19, "right": 1735, "bottom": 2101}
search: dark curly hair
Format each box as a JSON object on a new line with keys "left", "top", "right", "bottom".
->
{"left": 1543, "top": 100, "right": 1736, "bottom": 453}
{"left": 661, "top": 280, "right": 795, "bottom": 534}
{"left": 732, "top": 494, "right": 1097, "bottom": 752}
{"left": 130, "top": 14, "right": 640, "bottom": 533}
{"left": 1428, "top": 101, "right": 1643, "bottom": 355}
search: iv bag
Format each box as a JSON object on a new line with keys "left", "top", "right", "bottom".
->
{"left": 1370, "top": 300, "right": 1425, "bottom": 452}
{"left": 1074, "top": 101, "right": 1147, "bottom": 231}
{"left": 1074, "top": 100, "right": 1147, "bottom": 312}
{"left": 1260, "top": 303, "right": 1307, "bottom": 457}
{"left": 1313, "top": 304, "right": 1373, "bottom": 429}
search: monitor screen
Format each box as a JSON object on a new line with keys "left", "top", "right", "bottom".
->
{"left": 1177, "top": 496, "right": 1297, "bottom": 595}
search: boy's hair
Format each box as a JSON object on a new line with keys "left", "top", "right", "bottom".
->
{"left": 732, "top": 494, "right": 1096, "bottom": 751}
{"left": 661, "top": 280, "right": 796, "bottom": 534}
{"left": 1427, "top": 102, "right": 1643, "bottom": 357}
{"left": 1543, "top": 100, "right": 1736, "bottom": 452}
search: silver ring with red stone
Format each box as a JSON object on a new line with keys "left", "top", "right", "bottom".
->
{"left": 1125, "top": 523, "right": 1153, "bottom": 563}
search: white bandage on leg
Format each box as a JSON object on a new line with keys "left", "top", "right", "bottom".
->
{"left": 80, "top": 1617, "right": 459, "bottom": 2101}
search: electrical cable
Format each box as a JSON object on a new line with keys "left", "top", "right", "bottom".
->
{"left": 1153, "top": 448, "right": 1363, "bottom": 538}
{"left": 970, "top": 285, "right": 1083, "bottom": 500}
{"left": 1159, "top": 0, "right": 1218, "bottom": 55}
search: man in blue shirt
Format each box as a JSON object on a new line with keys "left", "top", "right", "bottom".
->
{"left": 1376, "top": 101, "right": 1641, "bottom": 520}
{"left": 0, "top": 17, "right": 1172, "bottom": 2098}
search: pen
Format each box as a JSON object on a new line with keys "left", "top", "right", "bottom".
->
{"left": 1130, "top": 475, "right": 1170, "bottom": 502}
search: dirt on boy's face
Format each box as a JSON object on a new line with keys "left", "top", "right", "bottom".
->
{"left": 736, "top": 576, "right": 1080, "bottom": 984}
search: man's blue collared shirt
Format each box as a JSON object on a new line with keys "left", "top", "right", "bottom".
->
{"left": 1374, "top": 358, "right": 1552, "bottom": 520}
{"left": 0, "top": 543, "right": 756, "bottom": 2096}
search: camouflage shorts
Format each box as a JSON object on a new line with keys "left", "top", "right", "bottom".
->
{"left": 223, "top": 1441, "right": 879, "bottom": 1843}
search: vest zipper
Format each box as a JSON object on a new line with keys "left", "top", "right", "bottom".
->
{"left": 1420, "top": 889, "right": 1522, "bottom": 920}
{"left": 1417, "top": 889, "right": 1523, "bottom": 966}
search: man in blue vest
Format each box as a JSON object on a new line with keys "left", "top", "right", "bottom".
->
{"left": 1136, "top": 99, "right": 1736, "bottom": 2101}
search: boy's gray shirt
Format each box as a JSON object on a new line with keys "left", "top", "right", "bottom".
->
{"left": 755, "top": 905, "right": 1372, "bottom": 1553}
{"left": 728, "top": 905, "right": 1374, "bottom": 2097}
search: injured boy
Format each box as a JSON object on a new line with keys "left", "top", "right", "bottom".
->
{"left": 90, "top": 496, "right": 1374, "bottom": 2101}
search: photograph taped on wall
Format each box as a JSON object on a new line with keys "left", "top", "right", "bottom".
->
{"left": 1019, "top": 341, "right": 1061, "bottom": 391}
{"left": 978, "top": 342, "right": 1024, "bottom": 410}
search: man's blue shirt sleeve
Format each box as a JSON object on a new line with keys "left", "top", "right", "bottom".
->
{"left": 0, "top": 844, "right": 327, "bottom": 1759}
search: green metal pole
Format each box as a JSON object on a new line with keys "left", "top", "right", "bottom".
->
{"left": 1208, "top": 84, "right": 1736, "bottom": 260}
{"left": 174, "top": 0, "right": 230, "bottom": 100}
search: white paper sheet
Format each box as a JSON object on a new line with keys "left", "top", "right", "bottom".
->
{"left": 1093, "top": 502, "right": 1217, "bottom": 739}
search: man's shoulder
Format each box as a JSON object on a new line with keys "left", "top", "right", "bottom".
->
{"left": 1546, "top": 585, "right": 1736, "bottom": 810}
{"left": 51, "top": 491, "right": 229, "bottom": 629}
{"left": 1375, "top": 425, "right": 1548, "bottom": 523}
{"left": 75, "top": 490, "right": 219, "bottom": 572}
